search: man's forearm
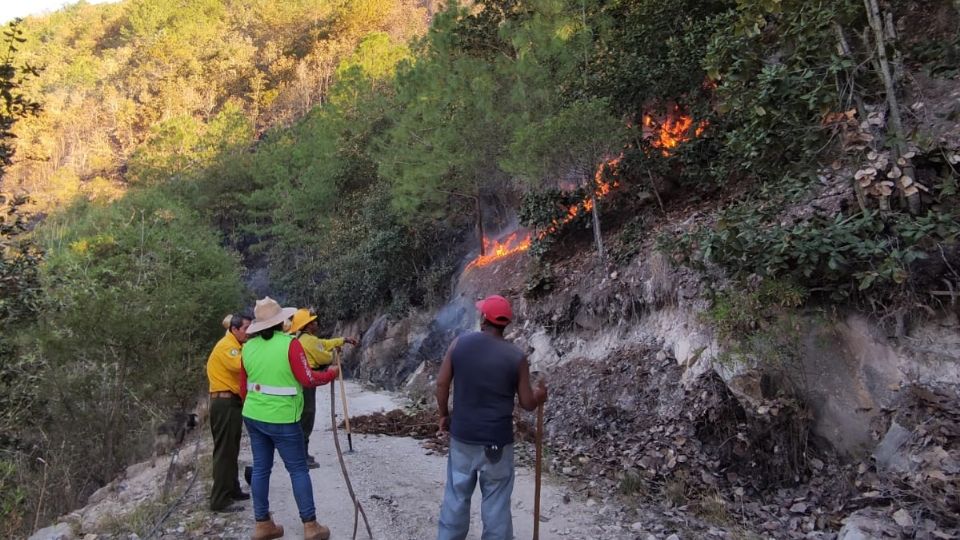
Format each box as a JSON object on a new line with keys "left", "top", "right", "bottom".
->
{"left": 436, "top": 384, "right": 450, "bottom": 417}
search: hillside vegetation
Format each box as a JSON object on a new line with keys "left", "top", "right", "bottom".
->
{"left": 1, "top": 0, "right": 958, "bottom": 536}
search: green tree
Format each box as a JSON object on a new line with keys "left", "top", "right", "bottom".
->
{"left": 0, "top": 19, "right": 43, "bottom": 536}
{"left": 32, "top": 189, "right": 243, "bottom": 515}
{"left": 505, "top": 98, "right": 625, "bottom": 258}
{"left": 0, "top": 18, "right": 41, "bottom": 168}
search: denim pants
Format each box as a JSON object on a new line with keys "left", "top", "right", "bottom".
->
{"left": 437, "top": 438, "right": 515, "bottom": 540}
{"left": 243, "top": 417, "right": 316, "bottom": 522}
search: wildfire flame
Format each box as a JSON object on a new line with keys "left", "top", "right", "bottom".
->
{"left": 643, "top": 106, "right": 707, "bottom": 156}
{"left": 466, "top": 232, "right": 533, "bottom": 270}
{"left": 466, "top": 158, "right": 620, "bottom": 270}
{"left": 466, "top": 108, "right": 706, "bottom": 269}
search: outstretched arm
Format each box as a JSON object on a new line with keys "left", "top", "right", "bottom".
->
{"left": 289, "top": 339, "right": 338, "bottom": 386}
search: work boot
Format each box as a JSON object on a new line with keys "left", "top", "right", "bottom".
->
{"left": 303, "top": 520, "right": 330, "bottom": 540}
{"left": 251, "top": 516, "right": 283, "bottom": 540}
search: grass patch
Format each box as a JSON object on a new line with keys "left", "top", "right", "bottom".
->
{"left": 662, "top": 471, "right": 689, "bottom": 507}
{"left": 98, "top": 497, "right": 169, "bottom": 537}
{"left": 695, "top": 491, "right": 732, "bottom": 525}
{"left": 618, "top": 468, "right": 645, "bottom": 495}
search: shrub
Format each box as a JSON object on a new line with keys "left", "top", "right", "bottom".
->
{"left": 19, "top": 188, "right": 244, "bottom": 524}
{"left": 661, "top": 205, "right": 960, "bottom": 303}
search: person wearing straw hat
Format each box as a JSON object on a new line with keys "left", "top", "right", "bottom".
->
{"left": 287, "top": 308, "right": 359, "bottom": 469}
{"left": 435, "top": 294, "right": 547, "bottom": 540}
{"left": 206, "top": 312, "right": 252, "bottom": 512}
{"left": 239, "top": 297, "right": 340, "bottom": 540}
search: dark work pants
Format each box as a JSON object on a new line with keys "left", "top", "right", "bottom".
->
{"left": 300, "top": 386, "right": 317, "bottom": 456}
{"left": 209, "top": 395, "right": 243, "bottom": 511}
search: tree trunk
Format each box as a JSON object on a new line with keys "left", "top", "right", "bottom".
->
{"left": 865, "top": 0, "right": 921, "bottom": 214}
{"left": 589, "top": 191, "right": 604, "bottom": 260}
{"left": 835, "top": 22, "right": 871, "bottom": 212}
{"left": 475, "top": 194, "right": 486, "bottom": 256}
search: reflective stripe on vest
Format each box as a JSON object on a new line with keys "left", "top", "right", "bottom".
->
{"left": 247, "top": 382, "right": 298, "bottom": 396}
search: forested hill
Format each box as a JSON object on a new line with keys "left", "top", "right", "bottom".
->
{"left": 2, "top": 0, "right": 959, "bottom": 536}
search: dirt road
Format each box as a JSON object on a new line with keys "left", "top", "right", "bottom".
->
{"left": 234, "top": 380, "right": 627, "bottom": 539}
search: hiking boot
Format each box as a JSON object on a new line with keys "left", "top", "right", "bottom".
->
{"left": 303, "top": 520, "right": 330, "bottom": 540}
{"left": 231, "top": 489, "right": 251, "bottom": 501}
{"left": 306, "top": 455, "right": 320, "bottom": 469}
{"left": 251, "top": 516, "right": 283, "bottom": 540}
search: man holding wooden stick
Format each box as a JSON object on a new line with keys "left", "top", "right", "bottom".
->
{"left": 435, "top": 295, "right": 548, "bottom": 540}
{"left": 288, "top": 308, "right": 358, "bottom": 467}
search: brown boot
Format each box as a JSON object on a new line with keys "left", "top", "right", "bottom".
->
{"left": 251, "top": 516, "right": 284, "bottom": 540}
{"left": 303, "top": 520, "right": 330, "bottom": 540}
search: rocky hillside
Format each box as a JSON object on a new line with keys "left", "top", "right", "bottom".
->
{"left": 4, "top": 1, "right": 960, "bottom": 537}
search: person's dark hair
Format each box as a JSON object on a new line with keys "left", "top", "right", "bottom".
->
{"left": 254, "top": 323, "right": 284, "bottom": 340}
{"left": 229, "top": 313, "right": 252, "bottom": 330}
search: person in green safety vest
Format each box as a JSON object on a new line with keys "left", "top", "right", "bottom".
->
{"left": 239, "top": 297, "right": 339, "bottom": 540}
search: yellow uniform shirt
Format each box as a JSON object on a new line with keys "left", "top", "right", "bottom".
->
{"left": 297, "top": 334, "right": 345, "bottom": 369}
{"left": 206, "top": 331, "right": 243, "bottom": 394}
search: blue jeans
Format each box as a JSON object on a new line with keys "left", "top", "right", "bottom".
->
{"left": 437, "top": 438, "right": 515, "bottom": 540}
{"left": 243, "top": 417, "right": 316, "bottom": 522}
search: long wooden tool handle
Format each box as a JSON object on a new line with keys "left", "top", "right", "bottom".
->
{"left": 335, "top": 350, "right": 352, "bottom": 436}
{"left": 533, "top": 402, "right": 544, "bottom": 540}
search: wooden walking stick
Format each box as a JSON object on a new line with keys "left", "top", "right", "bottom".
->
{"left": 330, "top": 377, "right": 373, "bottom": 539}
{"left": 335, "top": 349, "right": 354, "bottom": 452}
{"left": 533, "top": 399, "right": 544, "bottom": 540}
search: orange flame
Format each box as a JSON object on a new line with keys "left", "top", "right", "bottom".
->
{"left": 467, "top": 158, "right": 621, "bottom": 270}
{"left": 466, "top": 232, "right": 533, "bottom": 270}
{"left": 643, "top": 106, "right": 707, "bottom": 156}
{"left": 465, "top": 111, "right": 706, "bottom": 269}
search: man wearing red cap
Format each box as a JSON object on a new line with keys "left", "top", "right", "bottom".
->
{"left": 435, "top": 294, "right": 547, "bottom": 540}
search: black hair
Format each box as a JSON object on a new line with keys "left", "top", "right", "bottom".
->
{"left": 254, "top": 323, "right": 284, "bottom": 340}
{"left": 229, "top": 313, "right": 252, "bottom": 330}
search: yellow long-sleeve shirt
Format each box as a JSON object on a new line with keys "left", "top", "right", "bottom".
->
{"left": 297, "top": 334, "right": 345, "bottom": 369}
{"left": 206, "top": 331, "right": 243, "bottom": 394}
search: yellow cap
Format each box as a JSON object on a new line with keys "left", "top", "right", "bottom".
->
{"left": 288, "top": 308, "right": 317, "bottom": 334}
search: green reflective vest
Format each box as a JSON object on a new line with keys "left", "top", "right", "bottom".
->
{"left": 241, "top": 333, "right": 303, "bottom": 424}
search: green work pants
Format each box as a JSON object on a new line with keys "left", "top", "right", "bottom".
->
{"left": 209, "top": 394, "right": 243, "bottom": 511}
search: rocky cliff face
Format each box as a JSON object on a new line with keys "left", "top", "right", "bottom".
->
{"left": 341, "top": 239, "right": 960, "bottom": 537}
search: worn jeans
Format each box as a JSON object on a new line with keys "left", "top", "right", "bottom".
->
{"left": 437, "top": 438, "right": 515, "bottom": 540}
{"left": 243, "top": 417, "right": 316, "bottom": 522}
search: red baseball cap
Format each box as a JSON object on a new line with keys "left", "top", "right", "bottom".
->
{"left": 475, "top": 295, "right": 513, "bottom": 325}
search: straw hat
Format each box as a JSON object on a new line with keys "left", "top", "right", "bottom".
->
{"left": 246, "top": 297, "right": 297, "bottom": 334}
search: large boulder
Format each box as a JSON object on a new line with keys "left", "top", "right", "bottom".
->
{"left": 28, "top": 522, "right": 75, "bottom": 540}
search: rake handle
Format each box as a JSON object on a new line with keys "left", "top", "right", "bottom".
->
{"left": 335, "top": 350, "right": 353, "bottom": 447}
{"left": 533, "top": 401, "right": 544, "bottom": 540}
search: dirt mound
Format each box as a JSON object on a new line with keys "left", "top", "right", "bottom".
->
{"left": 346, "top": 409, "right": 448, "bottom": 453}
{"left": 347, "top": 409, "right": 438, "bottom": 439}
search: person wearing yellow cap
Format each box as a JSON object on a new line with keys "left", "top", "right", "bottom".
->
{"left": 288, "top": 308, "right": 359, "bottom": 468}
{"left": 206, "top": 313, "right": 252, "bottom": 512}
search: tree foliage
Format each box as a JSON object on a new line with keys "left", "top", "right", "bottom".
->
{"left": 2, "top": 1, "right": 959, "bottom": 534}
